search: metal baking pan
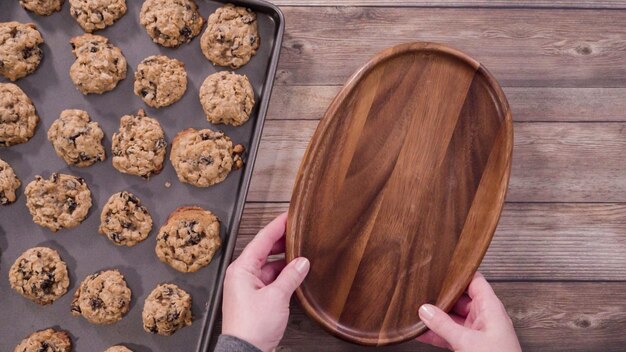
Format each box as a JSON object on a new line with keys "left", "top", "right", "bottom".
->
{"left": 0, "top": 1, "right": 284, "bottom": 351}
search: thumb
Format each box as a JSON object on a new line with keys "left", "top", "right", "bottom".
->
{"left": 419, "top": 304, "right": 467, "bottom": 349}
{"left": 269, "top": 257, "right": 310, "bottom": 298}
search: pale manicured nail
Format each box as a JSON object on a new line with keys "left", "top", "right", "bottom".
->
{"left": 295, "top": 257, "right": 310, "bottom": 274}
{"left": 419, "top": 304, "right": 436, "bottom": 320}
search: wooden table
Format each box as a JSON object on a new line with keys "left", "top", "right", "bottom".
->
{"left": 221, "top": 1, "right": 626, "bottom": 351}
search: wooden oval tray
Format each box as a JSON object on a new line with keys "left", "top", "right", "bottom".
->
{"left": 286, "top": 42, "right": 513, "bottom": 346}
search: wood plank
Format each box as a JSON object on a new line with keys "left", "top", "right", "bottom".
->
{"left": 510, "top": 122, "right": 626, "bottom": 202}
{"left": 248, "top": 121, "right": 626, "bottom": 203}
{"left": 237, "top": 202, "right": 626, "bottom": 281}
{"left": 276, "top": 7, "right": 626, "bottom": 87}
{"left": 275, "top": 0, "right": 626, "bottom": 8}
{"left": 483, "top": 203, "right": 626, "bottom": 280}
{"left": 267, "top": 86, "right": 626, "bottom": 122}
{"left": 213, "top": 282, "right": 626, "bottom": 352}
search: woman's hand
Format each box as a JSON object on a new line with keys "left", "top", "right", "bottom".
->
{"left": 417, "top": 272, "right": 522, "bottom": 352}
{"left": 222, "top": 213, "right": 310, "bottom": 352}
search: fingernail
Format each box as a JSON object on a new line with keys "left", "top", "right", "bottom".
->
{"left": 419, "top": 304, "right": 436, "bottom": 321}
{"left": 295, "top": 257, "right": 310, "bottom": 274}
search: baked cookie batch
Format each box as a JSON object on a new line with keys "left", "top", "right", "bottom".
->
{"left": 2, "top": 1, "right": 261, "bottom": 350}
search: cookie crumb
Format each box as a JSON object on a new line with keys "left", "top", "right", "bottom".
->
{"left": 165, "top": 181, "right": 172, "bottom": 188}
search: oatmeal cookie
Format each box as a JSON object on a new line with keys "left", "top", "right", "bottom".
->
{"left": 47, "top": 109, "right": 106, "bottom": 167}
{"left": 71, "top": 269, "right": 131, "bottom": 325}
{"left": 0, "top": 83, "right": 39, "bottom": 147}
{"left": 9, "top": 247, "right": 70, "bottom": 305}
{"left": 134, "top": 55, "right": 187, "bottom": 108}
{"left": 0, "top": 158, "right": 20, "bottom": 205}
{"left": 104, "top": 346, "right": 132, "bottom": 352}
{"left": 170, "top": 128, "right": 244, "bottom": 187}
{"left": 0, "top": 22, "right": 44, "bottom": 81}
{"left": 156, "top": 206, "right": 221, "bottom": 273}
{"left": 13, "top": 328, "right": 71, "bottom": 352}
{"left": 199, "top": 71, "right": 254, "bottom": 126}
{"left": 25, "top": 173, "right": 92, "bottom": 232}
{"left": 142, "top": 283, "right": 192, "bottom": 336}
{"left": 201, "top": 4, "right": 259, "bottom": 69}
{"left": 69, "top": 34, "right": 127, "bottom": 94}
{"left": 139, "top": 0, "right": 203, "bottom": 48}
{"left": 111, "top": 109, "right": 167, "bottom": 178}
{"left": 99, "top": 191, "right": 153, "bottom": 246}
{"left": 20, "top": 0, "right": 64, "bottom": 16}
{"left": 69, "top": 0, "right": 127, "bottom": 33}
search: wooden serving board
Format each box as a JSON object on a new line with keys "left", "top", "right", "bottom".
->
{"left": 286, "top": 42, "right": 513, "bottom": 346}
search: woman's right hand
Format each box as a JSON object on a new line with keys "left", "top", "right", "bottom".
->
{"left": 416, "top": 272, "right": 522, "bottom": 352}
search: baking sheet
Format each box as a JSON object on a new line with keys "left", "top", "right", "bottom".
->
{"left": 0, "top": 1, "right": 284, "bottom": 351}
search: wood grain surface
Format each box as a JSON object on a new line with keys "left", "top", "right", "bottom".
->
{"left": 220, "top": 0, "right": 626, "bottom": 350}
{"left": 276, "top": 8, "right": 626, "bottom": 87}
{"left": 274, "top": 0, "right": 626, "bottom": 8}
{"left": 276, "top": 282, "right": 626, "bottom": 352}
{"left": 239, "top": 203, "right": 626, "bottom": 281}
{"left": 215, "top": 281, "right": 626, "bottom": 352}
{"left": 248, "top": 121, "right": 626, "bottom": 202}
{"left": 285, "top": 43, "right": 512, "bottom": 345}
{"left": 231, "top": 204, "right": 626, "bottom": 350}
{"left": 268, "top": 86, "right": 626, "bottom": 122}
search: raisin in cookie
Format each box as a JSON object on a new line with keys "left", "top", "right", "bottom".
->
{"left": 71, "top": 269, "right": 131, "bottom": 325}
{"left": 112, "top": 109, "right": 167, "bottom": 178}
{"left": 0, "top": 22, "right": 44, "bottom": 81}
{"left": 0, "top": 83, "right": 39, "bottom": 147}
{"left": 99, "top": 191, "right": 153, "bottom": 246}
{"left": 134, "top": 55, "right": 187, "bottom": 108}
{"left": 199, "top": 71, "right": 254, "bottom": 126}
{"left": 69, "top": 0, "right": 127, "bottom": 33}
{"left": 47, "top": 109, "right": 106, "bottom": 167}
{"left": 201, "top": 4, "right": 259, "bottom": 69}
{"left": 25, "top": 173, "right": 92, "bottom": 232}
{"left": 140, "top": 0, "right": 203, "bottom": 48}
{"left": 20, "top": 0, "right": 65, "bottom": 16}
{"left": 170, "top": 128, "right": 244, "bottom": 187}
{"left": 69, "top": 34, "right": 127, "bottom": 94}
{"left": 0, "top": 158, "right": 20, "bottom": 205}
{"left": 156, "top": 206, "right": 221, "bottom": 273}
{"left": 9, "top": 247, "right": 70, "bottom": 305}
{"left": 104, "top": 346, "right": 132, "bottom": 352}
{"left": 142, "top": 283, "right": 192, "bottom": 335}
{"left": 14, "top": 328, "right": 72, "bottom": 352}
